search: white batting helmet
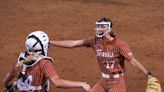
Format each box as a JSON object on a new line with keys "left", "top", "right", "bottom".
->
{"left": 25, "top": 31, "right": 49, "bottom": 56}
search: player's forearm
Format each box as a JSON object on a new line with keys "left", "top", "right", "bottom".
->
{"left": 57, "top": 79, "right": 84, "bottom": 88}
{"left": 50, "top": 40, "right": 84, "bottom": 48}
{"left": 3, "top": 73, "right": 14, "bottom": 87}
{"left": 51, "top": 77, "right": 83, "bottom": 88}
{"left": 130, "top": 59, "right": 150, "bottom": 76}
{"left": 50, "top": 40, "right": 76, "bottom": 48}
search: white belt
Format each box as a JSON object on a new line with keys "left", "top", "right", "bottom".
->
{"left": 19, "top": 86, "right": 44, "bottom": 91}
{"left": 102, "top": 72, "right": 124, "bottom": 79}
{"left": 31, "top": 86, "right": 43, "bottom": 90}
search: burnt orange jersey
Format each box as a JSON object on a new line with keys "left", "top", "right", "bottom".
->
{"left": 83, "top": 36, "right": 134, "bottom": 74}
{"left": 10, "top": 59, "right": 58, "bottom": 92}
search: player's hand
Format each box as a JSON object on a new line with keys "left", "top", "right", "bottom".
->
{"left": 81, "top": 82, "right": 91, "bottom": 92}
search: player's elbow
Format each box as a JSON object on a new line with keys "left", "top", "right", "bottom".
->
{"left": 50, "top": 76, "right": 62, "bottom": 88}
{"left": 54, "top": 79, "right": 64, "bottom": 88}
{"left": 69, "top": 41, "right": 77, "bottom": 48}
{"left": 70, "top": 40, "right": 84, "bottom": 47}
{"left": 65, "top": 41, "right": 79, "bottom": 48}
{"left": 55, "top": 82, "right": 62, "bottom": 88}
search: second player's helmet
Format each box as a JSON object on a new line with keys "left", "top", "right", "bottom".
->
{"left": 95, "top": 17, "right": 112, "bottom": 38}
{"left": 25, "top": 31, "right": 49, "bottom": 56}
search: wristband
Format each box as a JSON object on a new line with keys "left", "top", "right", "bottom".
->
{"left": 146, "top": 71, "right": 152, "bottom": 76}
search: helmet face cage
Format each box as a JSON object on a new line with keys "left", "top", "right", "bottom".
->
{"left": 25, "top": 31, "right": 49, "bottom": 56}
{"left": 95, "top": 21, "right": 112, "bottom": 38}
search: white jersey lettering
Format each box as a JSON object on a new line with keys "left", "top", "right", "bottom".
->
{"left": 96, "top": 51, "right": 114, "bottom": 58}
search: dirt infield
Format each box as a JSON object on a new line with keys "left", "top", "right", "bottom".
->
{"left": 0, "top": 0, "right": 163, "bottom": 92}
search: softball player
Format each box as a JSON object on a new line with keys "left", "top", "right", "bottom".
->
{"left": 50, "top": 17, "right": 155, "bottom": 92}
{"left": 2, "top": 31, "right": 91, "bottom": 92}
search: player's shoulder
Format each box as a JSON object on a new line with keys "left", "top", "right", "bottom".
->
{"left": 115, "top": 37, "right": 125, "bottom": 42}
{"left": 38, "top": 56, "right": 54, "bottom": 67}
{"left": 39, "top": 56, "right": 54, "bottom": 63}
{"left": 83, "top": 36, "right": 95, "bottom": 44}
{"left": 84, "top": 36, "right": 95, "bottom": 41}
{"left": 115, "top": 37, "right": 128, "bottom": 46}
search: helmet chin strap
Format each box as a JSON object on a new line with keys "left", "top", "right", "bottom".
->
{"left": 102, "top": 28, "right": 114, "bottom": 41}
{"left": 102, "top": 28, "right": 111, "bottom": 37}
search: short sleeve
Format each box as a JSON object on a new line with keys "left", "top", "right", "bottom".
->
{"left": 40, "top": 59, "right": 59, "bottom": 78}
{"left": 83, "top": 36, "right": 95, "bottom": 47}
{"left": 117, "top": 40, "right": 135, "bottom": 61}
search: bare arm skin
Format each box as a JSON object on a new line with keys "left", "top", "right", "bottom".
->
{"left": 130, "top": 58, "right": 152, "bottom": 78}
{"left": 50, "top": 76, "right": 91, "bottom": 92}
{"left": 3, "top": 72, "right": 15, "bottom": 87}
{"left": 50, "top": 40, "right": 85, "bottom": 48}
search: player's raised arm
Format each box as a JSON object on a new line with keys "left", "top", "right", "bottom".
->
{"left": 50, "top": 40, "right": 85, "bottom": 48}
